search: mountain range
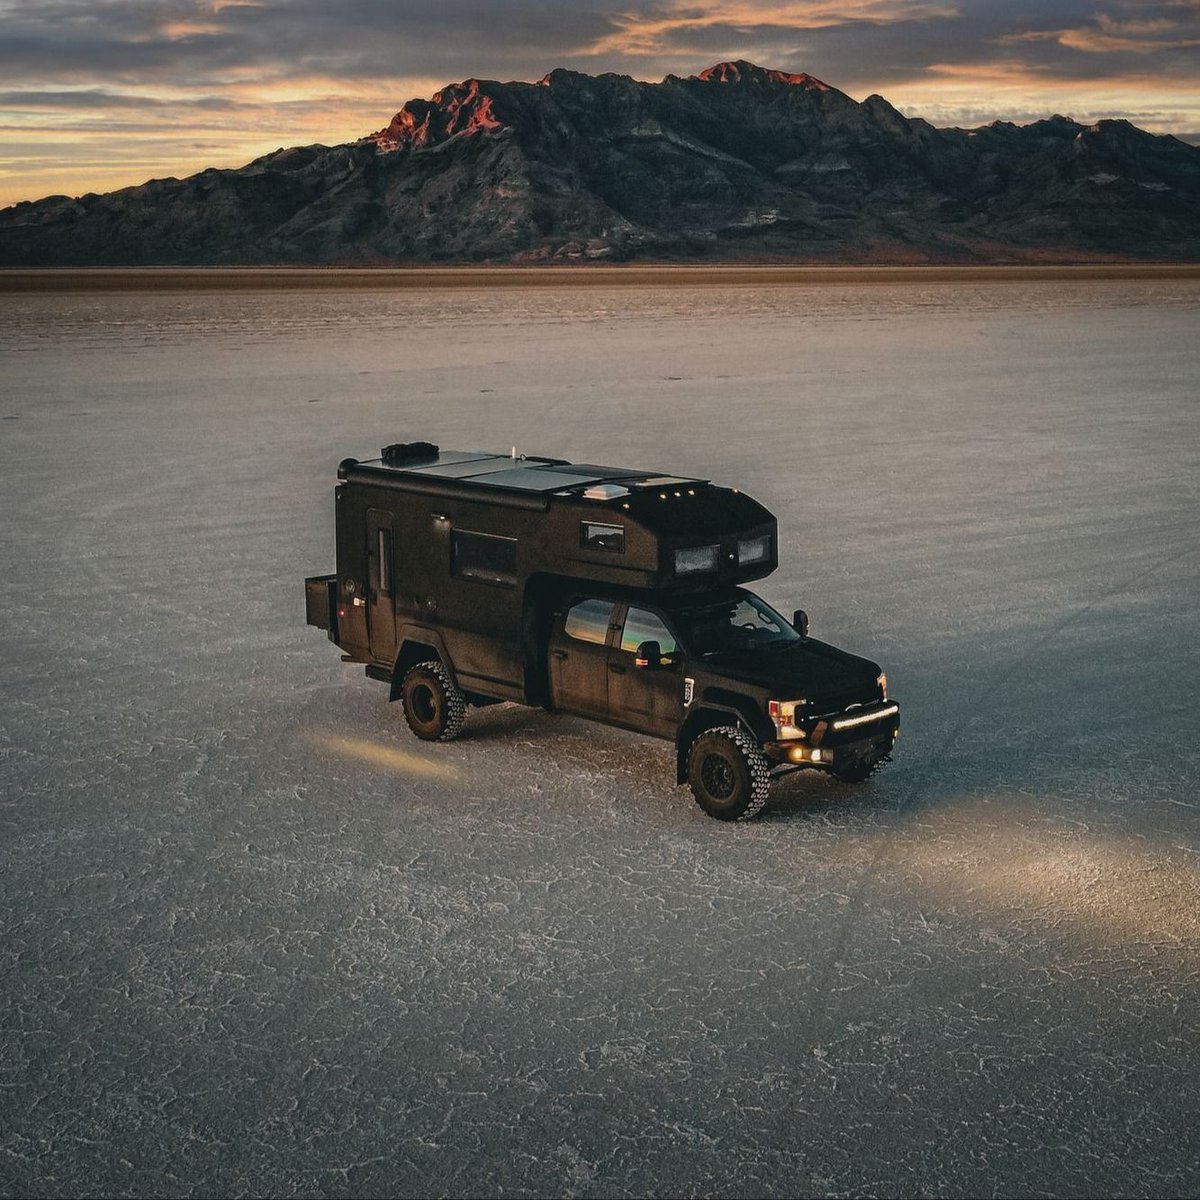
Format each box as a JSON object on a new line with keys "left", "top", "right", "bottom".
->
{"left": 2, "top": 60, "right": 1198, "bottom": 266}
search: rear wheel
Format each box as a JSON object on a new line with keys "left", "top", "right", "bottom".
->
{"left": 686, "top": 726, "right": 770, "bottom": 821}
{"left": 401, "top": 662, "right": 466, "bottom": 742}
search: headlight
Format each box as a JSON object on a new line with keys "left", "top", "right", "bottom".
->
{"left": 768, "top": 698, "right": 806, "bottom": 740}
{"left": 877, "top": 672, "right": 888, "bottom": 700}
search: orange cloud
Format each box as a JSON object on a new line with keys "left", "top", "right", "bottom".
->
{"left": 1057, "top": 27, "right": 1200, "bottom": 52}
{"left": 1001, "top": 13, "right": 1200, "bottom": 54}
{"left": 579, "top": 0, "right": 959, "bottom": 57}
{"left": 158, "top": 21, "right": 229, "bottom": 39}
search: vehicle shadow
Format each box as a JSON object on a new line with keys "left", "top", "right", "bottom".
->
{"left": 459, "top": 700, "right": 877, "bottom": 822}
{"left": 418, "top": 641, "right": 1187, "bottom": 834}
{"left": 456, "top": 701, "right": 557, "bottom": 740}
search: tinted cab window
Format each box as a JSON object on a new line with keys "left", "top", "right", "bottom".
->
{"left": 564, "top": 598, "right": 614, "bottom": 645}
{"left": 619, "top": 607, "right": 678, "bottom": 656}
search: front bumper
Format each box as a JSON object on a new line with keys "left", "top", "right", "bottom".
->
{"left": 764, "top": 701, "right": 900, "bottom": 767}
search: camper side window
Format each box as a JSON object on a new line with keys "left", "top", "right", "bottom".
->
{"left": 581, "top": 522, "right": 625, "bottom": 553}
{"left": 563, "top": 599, "right": 614, "bottom": 646}
{"left": 377, "top": 528, "right": 392, "bottom": 594}
{"left": 452, "top": 530, "right": 517, "bottom": 587}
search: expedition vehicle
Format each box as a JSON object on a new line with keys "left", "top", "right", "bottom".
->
{"left": 305, "top": 442, "right": 899, "bottom": 820}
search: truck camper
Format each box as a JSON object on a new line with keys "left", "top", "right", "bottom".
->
{"left": 305, "top": 441, "right": 899, "bottom": 820}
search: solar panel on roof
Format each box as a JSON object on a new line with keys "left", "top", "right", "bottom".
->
{"left": 543, "top": 463, "right": 646, "bottom": 479}
{"left": 402, "top": 455, "right": 511, "bottom": 478}
{"left": 464, "top": 467, "right": 605, "bottom": 492}
{"left": 403, "top": 450, "right": 497, "bottom": 468}
{"left": 356, "top": 449, "right": 707, "bottom": 497}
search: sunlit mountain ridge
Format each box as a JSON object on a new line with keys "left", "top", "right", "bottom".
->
{"left": 2, "top": 60, "right": 1198, "bottom": 265}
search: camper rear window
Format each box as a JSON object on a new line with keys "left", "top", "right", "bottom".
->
{"left": 581, "top": 522, "right": 625, "bottom": 553}
{"left": 452, "top": 530, "right": 517, "bottom": 586}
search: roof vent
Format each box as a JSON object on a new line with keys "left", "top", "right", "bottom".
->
{"left": 382, "top": 441, "right": 439, "bottom": 467}
{"left": 582, "top": 483, "right": 631, "bottom": 501}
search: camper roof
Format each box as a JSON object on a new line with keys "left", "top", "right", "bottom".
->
{"left": 342, "top": 446, "right": 709, "bottom": 497}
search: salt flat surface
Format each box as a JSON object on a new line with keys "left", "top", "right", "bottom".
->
{"left": 2, "top": 280, "right": 1199, "bottom": 1197}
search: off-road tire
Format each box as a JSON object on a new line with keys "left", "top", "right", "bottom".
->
{"left": 686, "top": 725, "right": 771, "bottom": 821}
{"left": 401, "top": 661, "right": 466, "bottom": 742}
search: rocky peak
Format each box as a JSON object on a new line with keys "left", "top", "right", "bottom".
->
{"left": 692, "top": 60, "right": 830, "bottom": 90}
{"left": 370, "top": 77, "right": 503, "bottom": 151}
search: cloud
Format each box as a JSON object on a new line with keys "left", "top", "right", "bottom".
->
{"left": 1002, "top": 11, "right": 1200, "bottom": 54}
{"left": 574, "top": 0, "right": 959, "bottom": 58}
{"left": 0, "top": 89, "right": 242, "bottom": 111}
{"left": 0, "top": 1, "right": 609, "bottom": 85}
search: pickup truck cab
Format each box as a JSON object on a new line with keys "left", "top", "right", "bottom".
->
{"left": 546, "top": 585, "right": 897, "bottom": 819}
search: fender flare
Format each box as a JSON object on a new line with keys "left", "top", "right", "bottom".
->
{"left": 389, "top": 626, "right": 457, "bottom": 702}
{"left": 675, "top": 696, "right": 769, "bottom": 784}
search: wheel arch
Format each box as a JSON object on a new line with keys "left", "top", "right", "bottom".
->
{"left": 389, "top": 626, "right": 455, "bottom": 702}
{"left": 676, "top": 698, "right": 765, "bottom": 784}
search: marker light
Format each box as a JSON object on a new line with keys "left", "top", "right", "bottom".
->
{"left": 877, "top": 672, "right": 888, "bottom": 700}
{"left": 769, "top": 699, "right": 806, "bottom": 740}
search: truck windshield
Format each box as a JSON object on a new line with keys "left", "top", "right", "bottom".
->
{"left": 673, "top": 595, "right": 801, "bottom": 657}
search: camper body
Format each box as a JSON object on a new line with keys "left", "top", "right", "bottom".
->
{"left": 305, "top": 444, "right": 899, "bottom": 820}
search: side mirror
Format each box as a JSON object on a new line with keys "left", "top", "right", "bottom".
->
{"left": 634, "top": 640, "right": 661, "bottom": 669}
{"left": 793, "top": 609, "right": 809, "bottom": 638}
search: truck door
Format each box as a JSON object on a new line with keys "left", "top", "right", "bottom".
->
{"left": 366, "top": 509, "right": 396, "bottom": 666}
{"left": 548, "top": 598, "right": 615, "bottom": 720}
{"left": 608, "top": 605, "right": 685, "bottom": 740}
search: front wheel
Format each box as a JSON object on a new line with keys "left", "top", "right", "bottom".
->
{"left": 686, "top": 726, "right": 770, "bottom": 821}
{"left": 401, "top": 661, "right": 466, "bottom": 742}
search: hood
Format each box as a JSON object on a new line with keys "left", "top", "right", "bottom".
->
{"left": 703, "top": 637, "right": 881, "bottom": 709}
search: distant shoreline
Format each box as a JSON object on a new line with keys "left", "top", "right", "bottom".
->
{"left": 2, "top": 263, "right": 1200, "bottom": 292}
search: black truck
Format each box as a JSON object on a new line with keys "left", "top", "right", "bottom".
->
{"left": 305, "top": 442, "right": 899, "bottom": 820}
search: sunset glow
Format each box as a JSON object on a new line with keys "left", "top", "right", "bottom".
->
{"left": 1, "top": 0, "right": 1198, "bottom": 208}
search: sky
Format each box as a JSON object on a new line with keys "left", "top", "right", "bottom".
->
{"left": 1, "top": 0, "right": 1198, "bottom": 208}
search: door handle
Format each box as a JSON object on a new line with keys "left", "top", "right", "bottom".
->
{"left": 609, "top": 663, "right": 626, "bottom": 675}
{"left": 551, "top": 649, "right": 568, "bottom": 660}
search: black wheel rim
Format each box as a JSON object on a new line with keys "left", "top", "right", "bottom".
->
{"left": 700, "top": 753, "right": 736, "bottom": 801}
{"left": 412, "top": 684, "right": 438, "bottom": 725}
